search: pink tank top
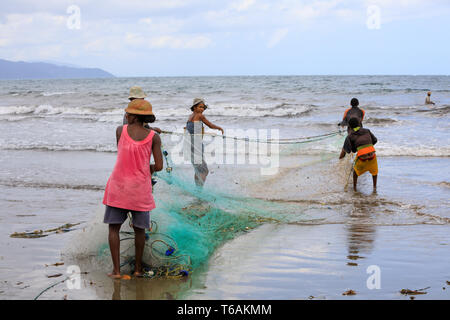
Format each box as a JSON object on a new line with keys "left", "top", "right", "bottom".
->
{"left": 103, "top": 125, "right": 156, "bottom": 212}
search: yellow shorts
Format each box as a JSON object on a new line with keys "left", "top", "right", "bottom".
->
{"left": 354, "top": 155, "right": 378, "bottom": 176}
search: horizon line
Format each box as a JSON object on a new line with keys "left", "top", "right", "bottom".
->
{"left": 2, "top": 74, "right": 449, "bottom": 81}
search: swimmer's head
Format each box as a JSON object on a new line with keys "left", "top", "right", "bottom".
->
{"left": 351, "top": 98, "right": 359, "bottom": 107}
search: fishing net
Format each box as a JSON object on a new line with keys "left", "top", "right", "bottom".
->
{"left": 94, "top": 129, "right": 346, "bottom": 279}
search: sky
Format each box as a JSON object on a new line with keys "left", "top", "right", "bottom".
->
{"left": 0, "top": 0, "right": 449, "bottom": 76}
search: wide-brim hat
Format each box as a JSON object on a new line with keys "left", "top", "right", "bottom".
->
{"left": 191, "top": 97, "right": 208, "bottom": 110}
{"left": 125, "top": 99, "right": 154, "bottom": 115}
{"left": 128, "top": 86, "right": 147, "bottom": 99}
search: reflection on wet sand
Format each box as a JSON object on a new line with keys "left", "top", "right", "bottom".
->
{"left": 345, "top": 192, "right": 378, "bottom": 266}
{"left": 102, "top": 274, "right": 192, "bottom": 300}
{"left": 56, "top": 257, "right": 197, "bottom": 300}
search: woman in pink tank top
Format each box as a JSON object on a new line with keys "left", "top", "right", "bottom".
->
{"left": 103, "top": 99, "right": 163, "bottom": 279}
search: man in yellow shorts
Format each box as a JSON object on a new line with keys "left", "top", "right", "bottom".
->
{"left": 339, "top": 117, "right": 378, "bottom": 191}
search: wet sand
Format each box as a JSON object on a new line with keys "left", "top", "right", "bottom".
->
{"left": 2, "top": 223, "right": 449, "bottom": 300}
{"left": 0, "top": 149, "right": 449, "bottom": 300}
{"left": 189, "top": 223, "right": 450, "bottom": 300}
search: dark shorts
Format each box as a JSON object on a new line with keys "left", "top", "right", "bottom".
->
{"left": 103, "top": 205, "right": 150, "bottom": 229}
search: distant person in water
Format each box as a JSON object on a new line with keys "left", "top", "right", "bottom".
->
{"left": 103, "top": 99, "right": 163, "bottom": 279}
{"left": 186, "top": 98, "right": 224, "bottom": 187}
{"left": 425, "top": 91, "right": 435, "bottom": 105}
{"left": 339, "top": 98, "right": 365, "bottom": 134}
{"left": 339, "top": 117, "right": 378, "bottom": 191}
{"left": 123, "top": 86, "right": 161, "bottom": 133}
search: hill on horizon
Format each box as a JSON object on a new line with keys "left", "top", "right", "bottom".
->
{"left": 0, "top": 58, "right": 114, "bottom": 80}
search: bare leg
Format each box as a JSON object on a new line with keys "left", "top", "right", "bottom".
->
{"left": 199, "top": 171, "right": 208, "bottom": 185}
{"left": 194, "top": 171, "right": 208, "bottom": 187}
{"left": 372, "top": 175, "right": 377, "bottom": 189}
{"left": 194, "top": 173, "right": 203, "bottom": 187}
{"left": 133, "top": 226, "right": 146, "bottom": 276}
{"left": 353, "top": 170, "right": 358, "bottom": 191}
{"left": 108, "top": 224, "right": 122, "bottom": 278}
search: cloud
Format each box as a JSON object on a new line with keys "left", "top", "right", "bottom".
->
{"left": 125, "top": 32, "right": 212, "bottom": 49}
{"left": 0, "top": 39, "right": 9, "bottom": 47}
{"left": 151, "top": 35, "right": 212, "bottom": 49}
{"left": 267, "top": 28, "right": 289, "bottom": 48}
{"left": 232, "top": 0, "right": 256, "bottom": 12}
{"left": 0, "top": 12, "right": 67, "bottom": 55}
{"left": 138, "top": 18, "right": 153, "bottom": 25}
{"left": 0, "top": 0, "right": 449, "bottom": 75}
{"left": 361, "top": 0, "right": 450, "bottom": 22}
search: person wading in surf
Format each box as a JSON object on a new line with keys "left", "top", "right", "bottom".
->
{"left": 123, "top": 86, "right": 162, "bottom": 134}
{"left": 425, "top": 91, "right": 435, "bottom": 105}
{"left": 103, "top": 99, "right": 163, "bottom": 279}
{"left": 339, "top": 117, "right": 378, "bottom": 192}
{"left": 186, "top": 98, "right": 224, "bottom": 187}
{"left": 339, "top": 98, "right": 366, "bottom": 134}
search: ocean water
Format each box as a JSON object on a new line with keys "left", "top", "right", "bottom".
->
{"left": 0, "top": 76, "right": 449, "bottom": 300}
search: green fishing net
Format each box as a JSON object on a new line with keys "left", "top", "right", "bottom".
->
{"left": 97, "top": 130, "right": 346, "bottom": 279}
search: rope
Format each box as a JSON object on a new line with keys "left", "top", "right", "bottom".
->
{"left": 344, "top": 153, "right": 356, "bottom": 191}
{"left": 116, "top": 220, "right": 192, "bottom": 279}
{"left": 34, "top": 276, "right": 70, "bottom": 300}
{"left": 161, "top": 129, "right": 343, "bottom": 145}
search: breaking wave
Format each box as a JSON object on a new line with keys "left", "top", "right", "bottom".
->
{"left": 0, "top": 103, "right": 316, "bottom": 122}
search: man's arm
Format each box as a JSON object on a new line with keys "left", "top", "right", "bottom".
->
{"left": 340, "top": 136, "right": 352, "bottom": 159}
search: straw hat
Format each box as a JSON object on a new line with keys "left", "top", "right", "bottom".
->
{"left": 128, "top": 86, "right": 147, "bottom": 99}
{"left": 125, "top": 99, "right": 153, "bottom": 115}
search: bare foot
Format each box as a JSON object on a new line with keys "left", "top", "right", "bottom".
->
{"left": 133, "top": 271, "right": 144, "bottom": 278}
{"left": 107, "top": 272, "right": 122, "bottom": 279}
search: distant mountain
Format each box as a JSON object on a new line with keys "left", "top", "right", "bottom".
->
{"left": 0, "top": 59, "right": 114, "bottom": 79}
{"left": 27, "top": 60, "right": 84, "bottom": 68}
